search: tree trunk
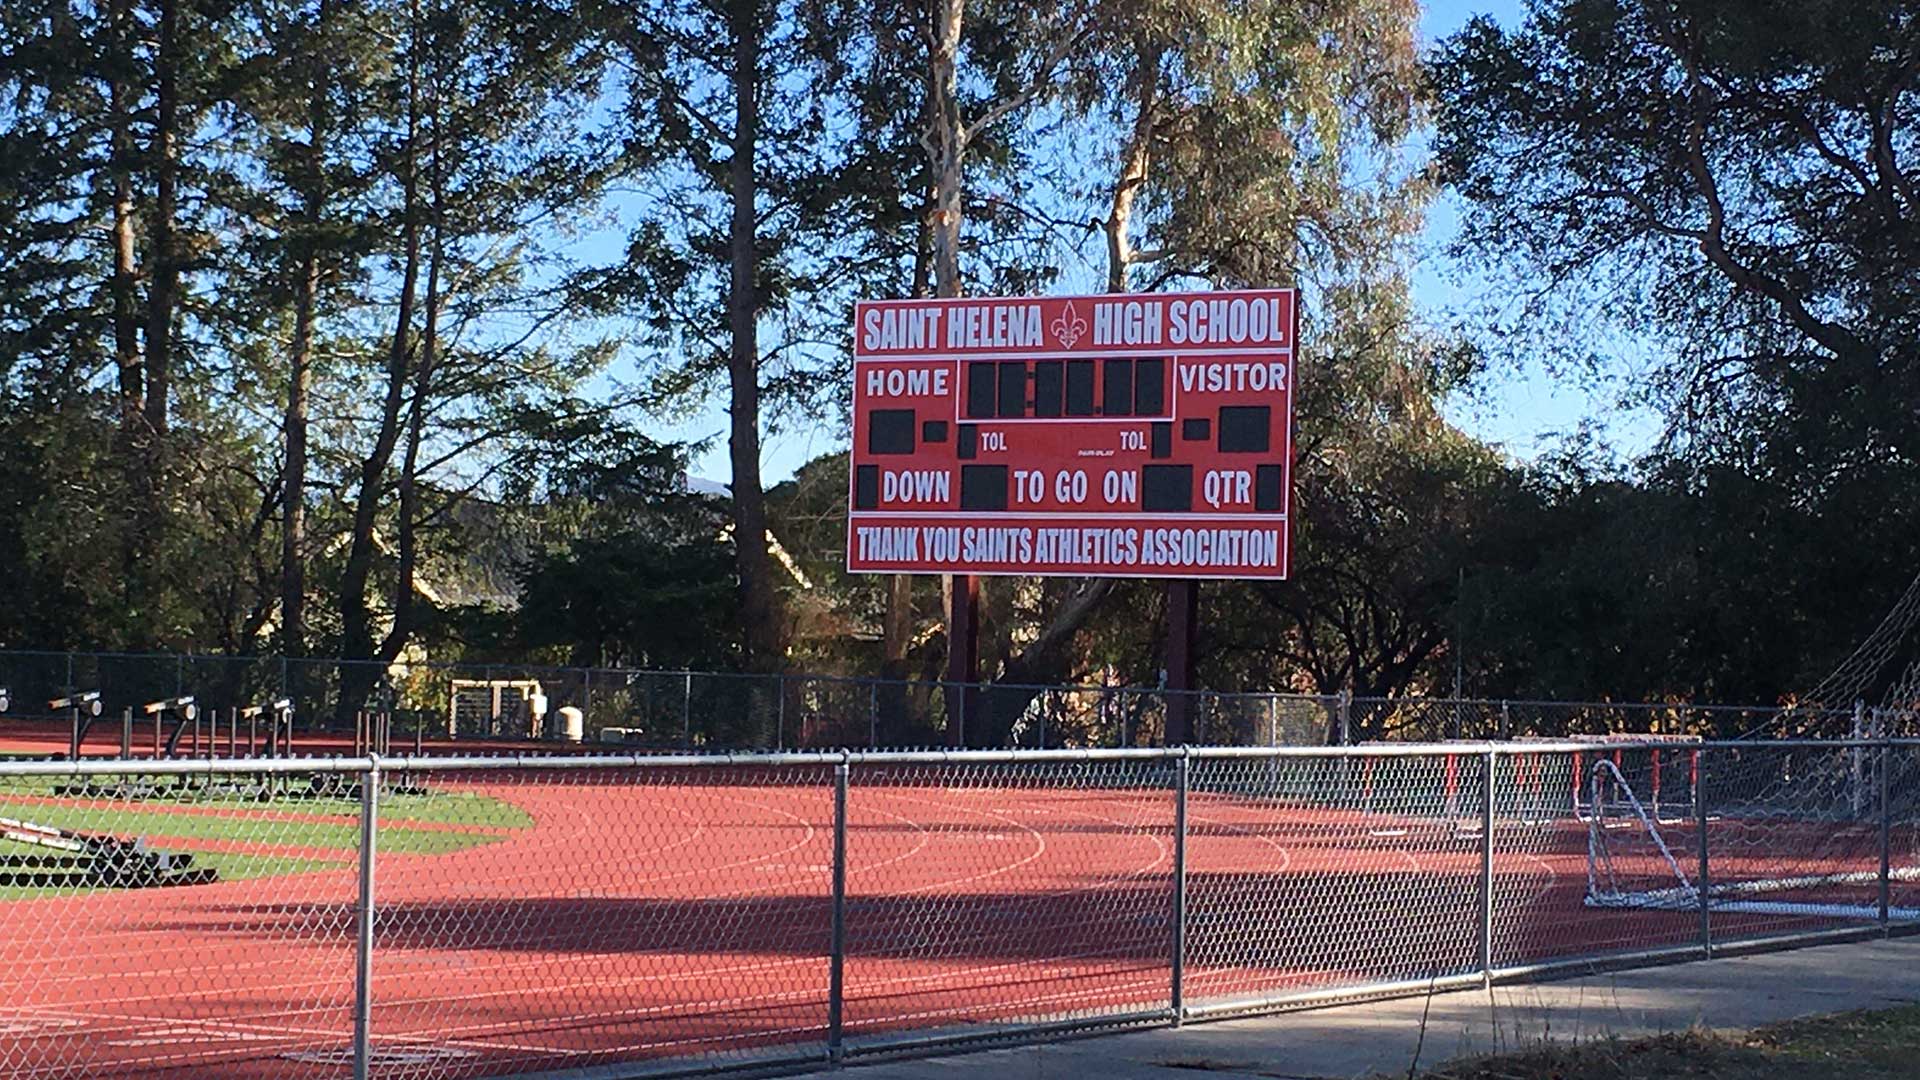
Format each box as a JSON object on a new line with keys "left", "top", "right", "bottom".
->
{"left": 144, "top": 0, "right": 179, "bottom": 447}
{"left": 925, "top": 0, "right": 965, "bottom": 296}
{"left": 384, "top": 90, "right": 443, "bottom": 667}
{"left": 336, "top": 20, "right": 422, "bottom": 722}
{"left": 1104, "top": 45, "right": 1159, "bottom": 293}
{"left": 921, "top": 0, "right": 976, "bottom": 739}
{"left": 727, "top": 0, "right": 785, "bottom": 671}
{"left": 106, "top": 0, "right": 141, "bottom": 431}
{"left": 282, "top": 0, "right": 332, "bottom": 663}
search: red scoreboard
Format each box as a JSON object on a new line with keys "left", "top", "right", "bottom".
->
{"left": 847, "top": 289, "right": 1297, "bottom": 579}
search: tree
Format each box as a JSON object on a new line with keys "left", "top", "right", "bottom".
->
{"left": 1433, "top": 0, "right": 1920, "bottom": 694}
{"left": 328, "top": 0, "right": 616, "bottom": 718}
{"left": 484, "top": 423, "right": 742, "bottom": 671}
{"left": 0, "top": 0, "right": 270, "bottom": 648}
{"left": 586, "top": 0, "right": 871, "bottom": 672}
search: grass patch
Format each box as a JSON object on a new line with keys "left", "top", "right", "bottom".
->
{"left": 0, "top": 774, "right": 534, "bottom": 897}
{"left": 0, "top": 771, "right": 532, "bottom": 827}
{"left": 0, "top": 774, "right": 533, "bottom": 829}
{"left": 1408, "top": 1004, "right": 1920, "bottom": 1080}
{"left": 0, "top": 803, "right": 509, "bottom": 854}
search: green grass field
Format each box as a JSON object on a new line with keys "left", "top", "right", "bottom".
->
{"left": 0, "top": 774, "right": 533, "bottom": 897}
{"left": 1408, "top": 1005, "right": 1920, "bottom": 1080}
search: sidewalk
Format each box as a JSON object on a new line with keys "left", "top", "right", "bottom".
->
{"left": 804, "top": 938, "right": 1920, "bottom": 1080}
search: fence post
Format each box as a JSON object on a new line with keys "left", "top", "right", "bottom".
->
{"left": 776, "top": 676, "right": 787, "bottom": 750}
{"left": 1499, "top": 700, "right": 1511, "bottom": 739}
{"left": 1479, "top": 747, "right": 1496, "bottom": 983}
{"left": 1171, "top": 750, "right": 1190, "bottom": 1024}
{"left": 682, "top": 672, "right": 693, "bottom": 748}
{"left": 1881, "top": 739, "right": 1893, "bottom": 929}
{"left": 828, "top": 756, "right": 849, "bottom": 1062}
{"left": 1695, "top": 749, "right": 1711, "bottom": 956}
{"left": 1337, "top": 690, "right": 1352, "bottom": 746}
{"left": 1854, "top": 702, "right": 1867, "bottom": 819}
{"left": 353, "top": 758, "right": 381, "bottom": 1080}
{"left": 868, "top": 683, "right": 878, "bottom": 748}
{"left": 1268, "top": 695, "right": 1279, "bottom": 747}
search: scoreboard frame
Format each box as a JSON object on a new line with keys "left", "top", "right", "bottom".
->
{"left": 846, "top": 289, "right": 1297, "bottom": 580}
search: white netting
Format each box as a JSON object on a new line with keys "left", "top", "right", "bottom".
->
{"left": 1585, "top": 745, "right": 1920, "bottom": 923}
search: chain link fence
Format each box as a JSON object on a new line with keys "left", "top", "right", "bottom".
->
{"left": 4, "top": 650, "right": 1893, "bottom": 756}
{"left": 0, "top": 740, "right": 1913, "bottom": 1078}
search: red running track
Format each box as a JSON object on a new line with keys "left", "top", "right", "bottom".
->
{"left": 0, "top": 765, "right": 1907, "bottom": 1079}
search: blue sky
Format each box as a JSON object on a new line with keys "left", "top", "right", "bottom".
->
{"left": 652, "top": 0, "right": 1662, "bottom": 486}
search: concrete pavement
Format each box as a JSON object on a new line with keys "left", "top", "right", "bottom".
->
{"left": 799, "top": 938, "right": 1920, "bottom": 1080}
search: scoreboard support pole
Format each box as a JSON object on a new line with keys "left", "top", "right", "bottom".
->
{"left": 946, "top": 574, "right": 980, "bottom": 746}
{"left": 1165, "top": 580, "right": 1198, "bottom": 745}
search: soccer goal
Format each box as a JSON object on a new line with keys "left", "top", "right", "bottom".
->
{"left": 447, "top": 679, "right": 547, "bottom": 738}
{"left": 1583, "top": 746, "right": 1920, "bottom": 921}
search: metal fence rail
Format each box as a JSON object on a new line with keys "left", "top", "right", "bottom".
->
{"left": 0, "top": 741, "right": 1914, "bottom": 1079}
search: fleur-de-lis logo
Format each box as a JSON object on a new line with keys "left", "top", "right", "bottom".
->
{"left": 1050, "top": 302, "right": 1088, "bottom": 349}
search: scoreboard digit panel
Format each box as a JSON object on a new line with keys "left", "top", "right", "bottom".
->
{"left": 847, "top": 289, "right": 1297, "bottom": 580}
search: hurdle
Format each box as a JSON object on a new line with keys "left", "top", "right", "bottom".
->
{"left": 145, "top": 696, "right": 198, "bottom": 759}
{"left": 51, "top": 691, "right": 103, "bottom": 760}
{"left": 0, "top": 815, "right": 217, "bottom": 888}
{"left": 239, "top": 699, "right": 294, "bottom": 799}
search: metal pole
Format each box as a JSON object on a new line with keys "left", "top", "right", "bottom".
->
{"left": 353, "top": 758, "right": 380, "bottom": 1080}
{"left": 828, "top": 759, "right": 849, "bottom": 1062}
{"left": 868, "top": 682, "right": 878, "bottom": 749}
{"left": 1171, "top": 751, "right": 1190, "bottom": 1024}
{"left": 1268, "top": 695, "right": 1278, "bottom": 747}
{"left": 1164, "top": 580, "right": 1197, "bottom": 744}
{"left": 682, "top": 672, "right": 692, "bottom": 748}
{"left": 1337, "top": 690, "right": 1352, "bottom": 746}
{"left": 1479, "top": 749, "right": 1495, "bottom": 982}
{"left": 776, "top": 677, "right": 786, "bottom": 751}
{"left": 120, "top": 708, "right": 132, "bottom": 761}
{"left": 1696, "top": 749, "right": 1711, "bottom": 956}
{"left": 1500, "top": 700, "right": 1511, "bottom": 739}
{"left": 1881, "top": 739, "right": 1893, "bottom": 928}
{"left": 1854, "top": 702, "right": 1867, "bottom": 819}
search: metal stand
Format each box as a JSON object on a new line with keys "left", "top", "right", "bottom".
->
{"left": 1165, "top": 581, "right": 1198, "bottom": 744}
{"left": 945, "top": 575, "right": 978, "bottom": 746}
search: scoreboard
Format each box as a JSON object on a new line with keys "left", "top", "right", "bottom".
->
{"left": 846, "top": 289, "right": 1296, "bottom": 579}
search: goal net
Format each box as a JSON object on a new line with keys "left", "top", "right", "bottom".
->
{"left": 1584, "top": 740, "right": 1920, "bottom": 921}
{"left": 448, "top": 679, "right": 546, "bottom": 738}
